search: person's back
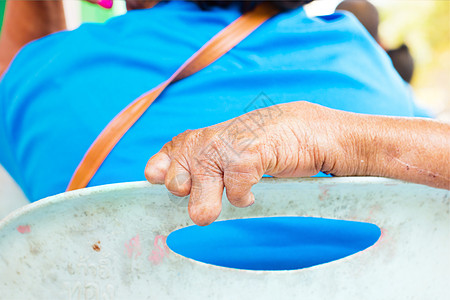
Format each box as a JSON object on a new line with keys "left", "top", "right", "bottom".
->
{"left": 0, "top": 0, "right": 417, "bottom": 201}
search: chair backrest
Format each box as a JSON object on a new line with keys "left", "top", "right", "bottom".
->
{"left": 0, "top": 177, "right": 448, "bottom": 299}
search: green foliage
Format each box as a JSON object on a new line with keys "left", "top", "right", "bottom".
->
{"left": 0, "top": 0, "right": 6, "bottom": 33}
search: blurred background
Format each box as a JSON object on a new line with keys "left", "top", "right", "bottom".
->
{"left": 0, "top": 0, "right": 449, "bottom": 218}
{"left": 377, "top": 0, "right": 449, "bottom": 121}
{"left": 310, "top": 0, "right": 450, "bottom": 121}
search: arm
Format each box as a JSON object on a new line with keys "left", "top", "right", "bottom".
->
{"left": 0, "top": 0, "right": 66, "bottom": 77}
{"left": 145, "top": 101, "right": 450, "bottom": 225}
{"left": 326, "top": 107, "right": 449, "bottom": 190}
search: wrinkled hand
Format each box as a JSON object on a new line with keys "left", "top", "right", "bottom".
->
{"left": 145, "top": 102, "right": 340, "bottom": 226}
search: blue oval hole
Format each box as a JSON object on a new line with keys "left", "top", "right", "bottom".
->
{"left": 167, "top": 217, "right": 380, "bottom": 271}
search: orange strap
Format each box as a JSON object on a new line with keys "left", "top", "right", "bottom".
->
{"left": 67, "top": 3, "right": 279, "bottom": 191}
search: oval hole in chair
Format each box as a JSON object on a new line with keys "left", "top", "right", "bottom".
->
{"left": 167, "top": 217, "right": 381, "bottom": 271}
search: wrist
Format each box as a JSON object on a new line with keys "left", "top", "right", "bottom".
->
{"left": 317, "top": 107, "right": 375, "bottom": 177}
{"left": 288, "top": 101, "right": 339, "bottom": 176}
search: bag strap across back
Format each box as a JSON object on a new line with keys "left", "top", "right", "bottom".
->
{"left": 67, "top": 3, "right": 279, "bottom": 191}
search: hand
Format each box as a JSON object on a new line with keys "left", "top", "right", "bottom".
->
{"left": 145, "top": 100, "right": 449, "bottom": 226}
{"left": 145, "top": 102, "right": 339, "bottom": 226}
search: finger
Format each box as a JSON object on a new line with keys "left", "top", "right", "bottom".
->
{"left": 188, "top": 174, "right": 224, "bottom": 226}
{"left": 165, "top": 160, "right": 192, "bottom": 197}
{"left": 145, "top": 152, "right": 171, "bottom": 184}
{"left": 224, "top": 171, "right": 257, "bottom": 208}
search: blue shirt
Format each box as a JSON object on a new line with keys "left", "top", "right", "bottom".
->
{"left": 0, "top": 1, "right": 418, "bottom": 202}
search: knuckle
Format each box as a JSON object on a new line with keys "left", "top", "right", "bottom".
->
{"left": 166, "top": 179, "right": 190, "bottom": 197}
{"left": 224, "top": 169, "right": 258, "bottom": 194}
{"left": 161, "top": 140, "right": 174, "bottom": 155}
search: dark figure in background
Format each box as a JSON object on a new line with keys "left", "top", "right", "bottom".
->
{"left": 336, "top": 0, "right": 379, "bottom": 40}
{"left": 386, "top": 44, "right": 415, "bottom": 83}
{"left": 336, "top": 0, "right": 414, "bottom": 83}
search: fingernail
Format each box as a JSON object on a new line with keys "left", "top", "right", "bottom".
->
{"left": 98, "top": 0, "right": 113, "bottom": 9}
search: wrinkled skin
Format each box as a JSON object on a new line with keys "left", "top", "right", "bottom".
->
{"left": 145, "top": 102, "right": 342, "bottom": 226}
{"left": 146, "top": 101, "right": 450, "bottom": 226}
